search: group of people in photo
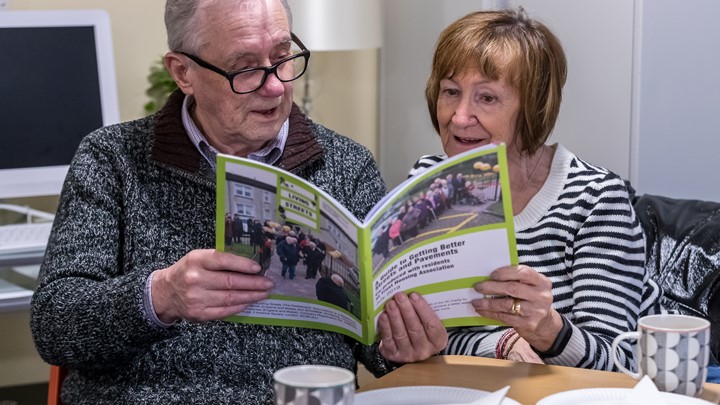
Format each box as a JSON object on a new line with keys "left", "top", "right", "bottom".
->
{"left": 223, "top": 214, "right": 266, "bottom": 249}
{"left": 223, "top": 215, "right": 331, "bottom": 279}
{"left": 372, "top": 169, "right": 498, "bottom": 260}
{"left": 272, "top": 224, "right": 326, "bottom": 280}
{"left": 224, "top": 215, "right": 357, "bottom": 312}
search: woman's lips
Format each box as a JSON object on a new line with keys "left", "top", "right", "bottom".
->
{"left": 454, "top": 135, "right": 483, "bottom": 144}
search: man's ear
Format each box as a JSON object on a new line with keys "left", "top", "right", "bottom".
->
{"left": 164, "top": 52, "right": 193, "bottom": 95}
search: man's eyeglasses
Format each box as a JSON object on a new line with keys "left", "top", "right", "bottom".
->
{"left": 180, "top": 33, "right": 310, "bottom": 95}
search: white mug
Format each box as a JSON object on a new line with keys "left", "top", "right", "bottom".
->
{"left": 612, "top": 314, "right": 711, "bottom": 396}
{"left": 273, "top": 365, "right": 355, "bottom": 405}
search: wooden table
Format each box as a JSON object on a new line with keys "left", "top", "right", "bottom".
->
{"left": 359, "top": 355, "right": 720, "bottom": 404}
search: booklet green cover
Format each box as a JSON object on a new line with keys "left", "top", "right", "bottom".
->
{"left": 216, "top": 143, "right": 518, "bottom": 344}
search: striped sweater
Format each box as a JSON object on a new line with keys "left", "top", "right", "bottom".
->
{"left": 409, "top": 144, "right": 663, "bottom": 371}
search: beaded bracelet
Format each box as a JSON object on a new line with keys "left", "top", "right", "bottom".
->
{"left": 502, "top": 333, "right": 522, "bottom": 359}
{"left": 495, "top": 328, "right": 518, "bottom": 359}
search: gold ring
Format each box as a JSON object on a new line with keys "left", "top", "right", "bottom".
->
{"left": 510, "top": 299, "right": 521, "bottom": 316}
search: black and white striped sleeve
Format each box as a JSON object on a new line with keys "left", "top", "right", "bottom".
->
{"left": 407, "top": 154, "right": 447, "bottom": 178}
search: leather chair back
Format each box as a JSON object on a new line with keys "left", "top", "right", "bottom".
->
{"left": 633, "top": 193, "right": 720, "bottom": 362}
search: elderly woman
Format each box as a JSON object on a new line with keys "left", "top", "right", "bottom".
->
{"left": 409, "top": 8, "right": 663, "bottom": 371}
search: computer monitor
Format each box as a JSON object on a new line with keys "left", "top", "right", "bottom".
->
{"left": 0, "top": 9, "right": 120, "bottom": 199}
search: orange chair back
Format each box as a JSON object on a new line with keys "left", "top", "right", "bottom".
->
{"left": 47, "top": 365, "right": 67, "bottom": 405}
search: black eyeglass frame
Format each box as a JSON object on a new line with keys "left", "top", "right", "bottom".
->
{"left": 179, "top": 33, "right": 311, "bottom": 95}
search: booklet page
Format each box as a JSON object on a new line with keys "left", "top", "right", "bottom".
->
{"left": 216, "top": 155, "right": 367, "bottom": 341}
{"left": 366, "top": 144, "right": 516, "bottom": 333}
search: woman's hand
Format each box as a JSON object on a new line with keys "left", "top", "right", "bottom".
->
{"left": 377, "top": 292, "right": 448, "bottom": 364}
{"left": 472, "top": 265, "right": 564, "bottom": 352}
{"left": 506, "top": 337, "right": 544, "bottom": 364}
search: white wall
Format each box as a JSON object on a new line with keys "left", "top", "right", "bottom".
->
{"left": 632, "top": 0, "right": 720, "bottom": 201}
{"left": 293, "top": 50, "right": 380, "bottom": 156}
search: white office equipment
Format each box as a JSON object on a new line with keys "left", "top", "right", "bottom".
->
{"left": 0, "top": 204, "right": 54, "bottom": 257}
{"left": 0, "top": 277, "right": 35, "bottom": 312}
{"left": 0, "top": 265, "right": 41, "bottom": 312}
{"left": 0, "top": 222, "right": 53, "bottom": 256}
{"left": 0, "top": 10, "right": 116, "bottom": 311}
{"left": 0, "top": 9, "right": 120, "bottom": 199}
{"left": 0, "top": 204, "right": 53, "bottom": 311}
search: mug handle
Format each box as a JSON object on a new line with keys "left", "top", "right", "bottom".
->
{"left": 611, "top": 331, "right": 641, "bottom": 379}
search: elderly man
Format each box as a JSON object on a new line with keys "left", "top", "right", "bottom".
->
{"left": 316, "top": 273, "right": 349, "bottom": 309}
{"left": 30, "top": 0, "right": 446, "bottom": 403}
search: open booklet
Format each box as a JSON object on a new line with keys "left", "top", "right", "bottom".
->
{"left": 215, "top": 143, "right": 518, "bottom": 344}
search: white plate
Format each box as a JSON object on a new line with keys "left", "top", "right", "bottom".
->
{"left": 536, "top": 388, "right": 713, "bottom": 405}
{"left": 354, "top": 385, "right": 521, "bottom": 405}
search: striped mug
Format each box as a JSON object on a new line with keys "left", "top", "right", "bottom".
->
{"left": 612, "top": 314, "right": 710, "bottom": 397}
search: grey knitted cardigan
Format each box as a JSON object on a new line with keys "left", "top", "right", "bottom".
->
{"left": 30, "top": 90, "right": 390, "bottom": 404}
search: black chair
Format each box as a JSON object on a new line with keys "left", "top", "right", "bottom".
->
{"left": 630, "top": 190, "right": 720, "bottom": 364}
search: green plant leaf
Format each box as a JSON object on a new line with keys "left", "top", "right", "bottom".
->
{"left": 144, "top": 55, "right": 178, "bottom": 114}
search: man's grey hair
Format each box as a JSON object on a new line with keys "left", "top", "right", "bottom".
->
{"left": 165, "top": 0, "right": 293, "bottom": 53}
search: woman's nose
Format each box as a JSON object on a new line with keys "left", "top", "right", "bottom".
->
{"left": 452, "top": 100, "right": 478, "bottom": 127}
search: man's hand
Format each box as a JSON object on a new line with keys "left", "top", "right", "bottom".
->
{"left": 151, "top": 249, "right": 274, "bottom": 323}
{"left": 377, "top": 292, "right": 448, "bottom": 364}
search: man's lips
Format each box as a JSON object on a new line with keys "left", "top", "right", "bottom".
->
{"left": 251, "top": 106, "right": 279, "bottom": 115}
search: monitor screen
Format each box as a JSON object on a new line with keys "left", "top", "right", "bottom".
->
{"left": 0, "top": 10, "right": 120, "bottom": 199}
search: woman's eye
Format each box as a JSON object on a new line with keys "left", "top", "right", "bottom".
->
{"left": 478, "top": 94, "right": 496, "bottom": 103}
{"left": 441, "top": 88, "right": 460, "bottom": 97}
